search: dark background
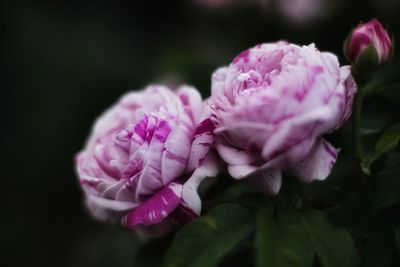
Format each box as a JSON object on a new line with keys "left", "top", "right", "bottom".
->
{"left": 3, "top": 0, "right": 400, "bottom": 266}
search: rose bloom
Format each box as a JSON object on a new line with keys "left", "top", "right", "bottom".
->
{"left": 210, "top": 42, "right": 356, "bottom": 194}
{"left": 75, "top": 85, "right": 217, "bottom": 234}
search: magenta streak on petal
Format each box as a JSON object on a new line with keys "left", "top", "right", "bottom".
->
{"left": 270, "top": 114, "right": 294, "bottom": 124}
{"left": 121, "top": 159, "right": 143, "bottom": 179}
{"left": 294, "top": 65, "right": 323, "bottom": 101}
{"left": 198, "top": 142, "right": 212, "bottom": 147}
{"left": 322, "top": 140, "right": 337, "bottom": 158}
{"left": 154, "top": 120, "right": 171, "bottom": 143}
{"left": 198, "top": 156, "right": 206, "bottom": 166}
{"left": 179, "top": 94, "right": 189, "bottom": 106}
{"left": 194, "top": 118, "right": 215, "bottom": 136}
{"left": 348, "top": 33, "right": 371, "bottom": 61}
{"left": 294, "top": 88, "right": 308, "bottom": 102}
{"left": 166, "top": 151, "right": 187, "bottom": 165}
{"left": 145, "top": 116, "right": 158, "bottom": 143}
{"left": 122, "top": 182, "right": 182, "bottom": 228}
{"left": 132, "top": 115, "right": 148, "bottom": 142}
{"left": 120, "top": 102, "right": 140, "bottom": 110}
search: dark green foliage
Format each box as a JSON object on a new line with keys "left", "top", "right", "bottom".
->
{"left": 162, "top": 204, "right": 253, "bottom": 267}
{"left": 255, "top": 207, "right": 313, "bottom": 267}
{"left": 362, "top": 123, "right": 400, "bottom": 174}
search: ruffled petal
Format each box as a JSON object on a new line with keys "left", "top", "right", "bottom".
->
{"left": 261, "top": 106, "right": 333, "bottom": 160}
{"left": 86, "top": 194, "right": 139, "bottom": 222}
{"left": 211, "top": 67, "right": 229, "bottom": 96}
{"left": 228, "top": 164, "right": 258, "bottom": 179}
{"left": 135, "top": 118, "right": 171, "bottom": 199}
{"left": 181, "top": 151, "right": 219, "bottom": 216}
{"left": 337, "top": 66, "right": 357, "bottom": 127}
{"left": 186, "top": 118, "right": 215, "bottom": 172}
{"left": 216, "top": 144, "right": 257, "bottom": 165}
{"left": 177, "top": 85, "right": 203, "bottom": 125}
{"left": 162, "top": 126, "right": 192, "bottom": 184}
{"left": 290, "top": 138, "right": 339, "bottom": 182}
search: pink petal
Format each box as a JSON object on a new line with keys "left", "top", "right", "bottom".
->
{"left": 290, "top": 138, "right": 339, "bottom": 182}
{"left": 135, "top": 119, "right": 171, "bottom": 199}
{"left": 181, "top": 151, "right": 219, "bottom": 215}
{"left": 229, "top": 137, "right": 316, "bottom": 184}
{"left": 135, "top": 150, "right": 163, "bottom": 199}
{"left": 261, "top": 106, "right": 333, "bottom": 161}
{"left": 216, "top": 144, "right": 257, "bottom": 165}
{"left": 214, "top": 122, "right": 273, "bottom": 149}
{"left": 128, "top": 115, "right": 149, "bottom": 152}
{"left": 162, "top": 126, "right": 192, "bottom": 184}
{"left": 228, "top": 164, "right": 258, "bottom": 179}
{"left": 186, "top": 118, "right": 215, "bottom": 172}
{"left": 86, "top": 194, "right": 139, "bottom": 222}
{"left": 337, "top": 66, "right": 357, "bottom": 127}
{"left": 260, "top": 137, "right": 317, "bottom": 171}
{"left": 177, "top": 86, "right": 203, "bottom": 124}
{"left": 122, "top": 182, "right": 182, "bottom": 229}
{"left": 211, "top": 67, "right": 229, "bottom": 96}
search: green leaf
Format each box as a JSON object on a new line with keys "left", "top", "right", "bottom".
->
{"left": 255, "top": 208, "right": 313, "bottom": 267}
{"left": 302, "top": 211, "right": 359, "bottom": 267}
{"left": 363, "top": 64, "right": 400, "bottom": 97}
{"left": 374, "top": 123, "right": 400, "bottom": 153}
{"left": 376, "top": 82, "right": 400, "bottom": 104}
{"left": 361, "top": 123, "right": 400, "bottom": 174}
{"left": 163, "top": 203, "right": 253, "bottom": 267}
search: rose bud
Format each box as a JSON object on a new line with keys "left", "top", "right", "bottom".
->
{"left": 75, "top": 85, "right": 217, "bottom": 235}
{"left": 344, "top": 18, "right": 393, "bottom": 69}
{"left": 210, "top": 42, "right": 357, "bottom": 195}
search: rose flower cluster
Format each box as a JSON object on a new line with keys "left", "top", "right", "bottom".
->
{"left": 75, "top": 40, "right": 359, "bottom": 235}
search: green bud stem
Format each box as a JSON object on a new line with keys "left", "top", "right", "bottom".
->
{"left": 352, "top": 68, "right": 375, "bottom": 196}
{"left": 352, "top": 82, "right": 364, "bottom": 162}
{"left": 352, "top": 63, "right": 375, "bottom": 164}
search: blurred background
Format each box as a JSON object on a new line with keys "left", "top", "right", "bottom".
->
{"left": 3, "top": 0, "right": 400, "bottom": 266}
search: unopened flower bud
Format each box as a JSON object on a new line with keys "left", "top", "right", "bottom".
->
{"left": 344, "top": 18, "right": 393, "bottom": 69}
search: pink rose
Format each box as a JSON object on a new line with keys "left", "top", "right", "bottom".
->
{"left": 210, "top": 42, "right": 357, "bottom": 195}
{"left": 345, "top": 18, "right": 392, "bottom": 67}
{"left": 76, "top": 85, "right": 217, "bottom": 232}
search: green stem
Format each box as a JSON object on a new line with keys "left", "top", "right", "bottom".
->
{"left": 352, "top": 84, "right": 365, "bottom": 162}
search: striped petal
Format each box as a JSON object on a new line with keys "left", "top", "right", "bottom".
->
{"left": 162, "top": 126, "right": 192, "bottom": 184}
{"left": 187, "top": 118, "right": 215, "bottom": 172}
{"left": 122, "top": 182, "right": 182, "bottom": 229}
